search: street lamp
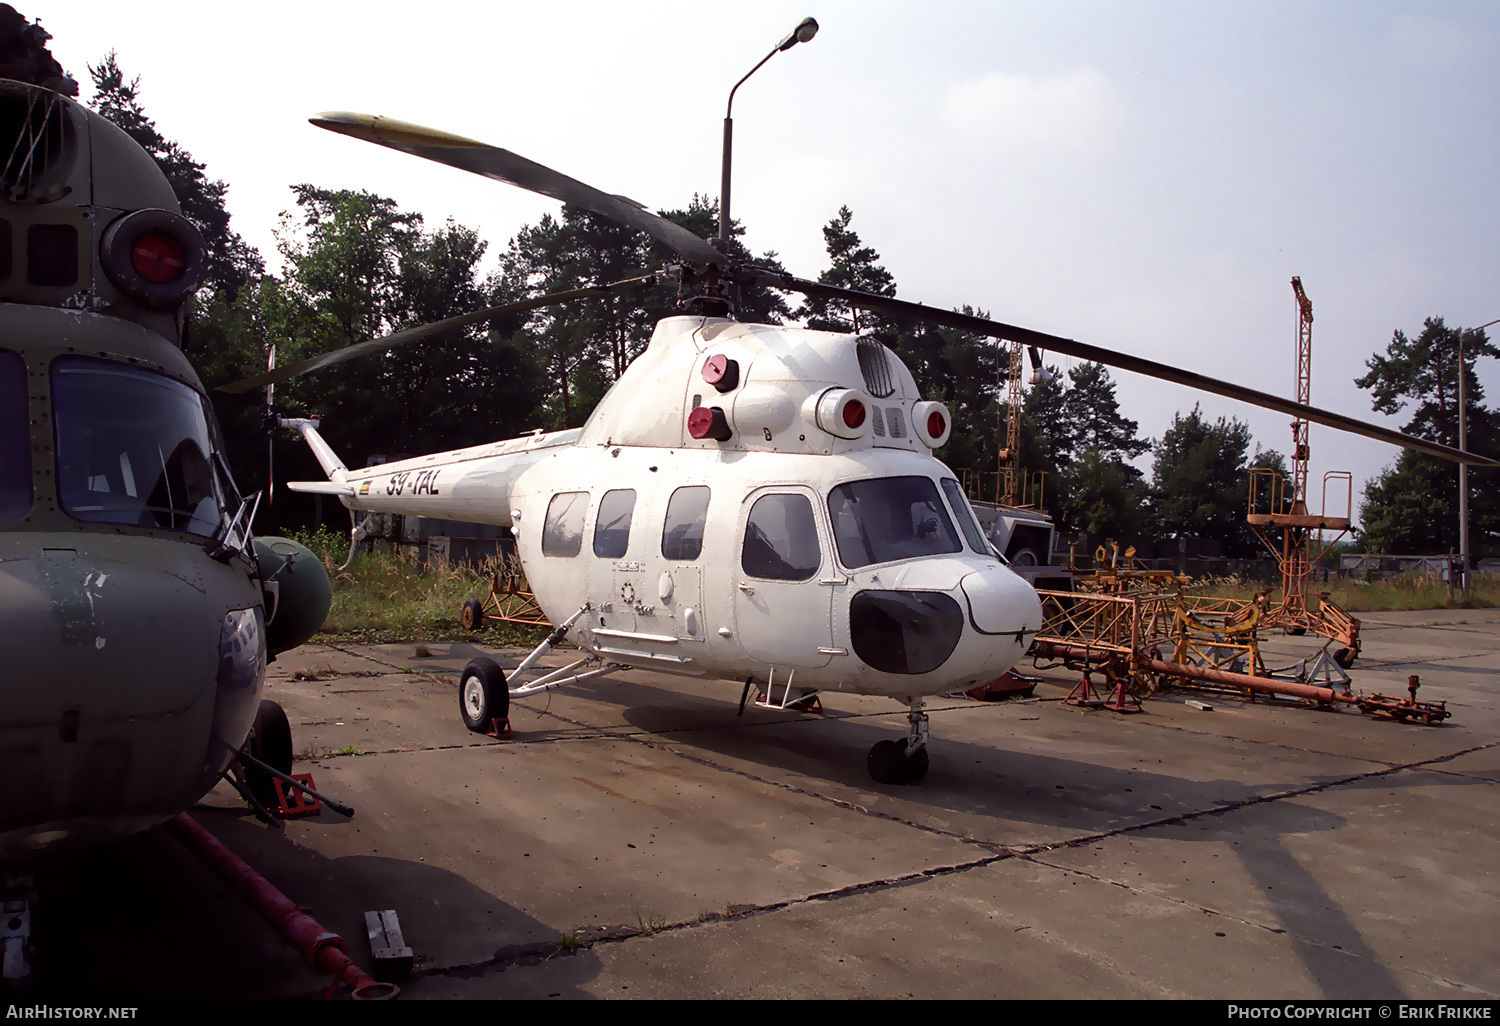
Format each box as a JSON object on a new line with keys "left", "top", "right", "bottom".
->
{"left": 719, "top": 17, "right": 819, "bottom": 248}
{"left": 1459, "top": 316, "right": 1500, "bottom": 596}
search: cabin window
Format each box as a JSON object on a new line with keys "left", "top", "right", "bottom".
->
{"left": 0, "top": 349, "right": 29, "bottom": 518}
{"left": 742, "top": 492, "right": 820, "bottom": 582}
{"left": 51, "top": 357, "right": 224, "bottom": 536}
{"left": 940, "top": 478, "right": 993, "bottom": 556}
{"left": 826, "top": 476, "right": 961, "bottom": 570}
{"left": 661, "top": 485, "right": 710, "bottom": 560}
{"left": 542, "top": 491, "right": 588, "bottom": 557}
{"left": 593, "top": 488, "right": 636, "bottom": 559}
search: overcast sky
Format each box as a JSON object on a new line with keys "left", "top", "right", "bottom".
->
{"left": 37, "top": 1, "right": 1500, "bottom": 529}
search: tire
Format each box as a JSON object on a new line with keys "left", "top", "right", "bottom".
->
{"left": 903, "top": 746, "right": 930, "bottom": 783}
{"left": 246, "top": 700, "right": 293, "bottom": 808}
{"left": 1288, "top": 627, "right": 1307, "bottom": 637}
{"left": 459, "top": 657, "right": 509, "bottom": 733}
{"left": 1334, "top": 647, "right": 1356, "bottom": 669}
{"left": 1008, "top": 547, "right": 1040, "bottom": 568}
{"left": 460, "top": 597, "right": 485, "bottom": 631}
{"left": 868, "top": 739, "right": 907, "bottom": 785}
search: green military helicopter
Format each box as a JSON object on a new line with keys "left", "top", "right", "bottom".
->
{"left": 0, "top": 16, "right": 334, "bottom": 991}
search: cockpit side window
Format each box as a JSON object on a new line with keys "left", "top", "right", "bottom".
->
{"left": 593, "top": 488, "right": 636, "bottom": 558}
{"left": 743, "top": 492, "right": 821, "bottom": 582}
{"left": 0, "top": 349, "right": 29, "bottom": 519}
{"left": 827, "top": 476, "right": 961, "bottom": 570}
{"left": 51, "top": 357, "right": 223, "bottom": 536}
{"left": 542, "top": 491, "right": 588, "bottom": 557}
{"left": 662, "top": 485, "right": 710, "bottom": 561}
{"left": 940, "top": 478, "right": 993, "bottom": 556}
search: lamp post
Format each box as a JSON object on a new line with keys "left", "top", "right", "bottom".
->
{"left": 1459, "top": 317, "right": 1500, "bottom": 597}
{"left": 719, "top": 17, "right": 819, "bottom": 249}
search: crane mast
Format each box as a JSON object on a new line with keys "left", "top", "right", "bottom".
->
{"left": 1246, "top": 277, "right": 1361, "bottom": 668}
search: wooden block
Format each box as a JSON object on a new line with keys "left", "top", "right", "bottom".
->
{"left": 365, "top": 909, "right": 414, "bottom": 981}
{"left": 1185, "top": 700, "right": 1214, "bottom": 711}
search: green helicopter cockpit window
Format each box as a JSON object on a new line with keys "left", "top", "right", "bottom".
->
{"left": 52, "top": 357, "right": 225, "bottom": 537}
{"left": 0, "top": 349, "right": 29, "bottom": 519}
{"left": 827, "top": 475, "right": 962, "bottom": 570}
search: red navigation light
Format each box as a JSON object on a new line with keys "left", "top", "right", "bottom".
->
{"left": 131, "top": 233, "right": 185, "bottom": 283}
{"left": 688, "top": 405, "right": 733, "bottom": 441}
{"left": 702, "top": 353, "right": 740, "bottom": 393}
{"left": 927, "top": 409, "right": 946, "bottom": 438}
{"left": 842, "top": 399, "right": 866, "bottom": 429}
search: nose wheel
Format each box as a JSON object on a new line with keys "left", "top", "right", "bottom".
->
{"left": 867, "top": 699, "right": 930, "bottom": 784}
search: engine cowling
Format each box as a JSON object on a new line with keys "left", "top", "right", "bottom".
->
{"left": 254, "top": 537, "right": 333, "bottom": 656}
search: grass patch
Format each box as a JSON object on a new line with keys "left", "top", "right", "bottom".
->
{"left": 287, "top": 530, "right": 550, "bottom": 646}
{"left": 1189, "top": 571, "right": 1500, "bottom": 612}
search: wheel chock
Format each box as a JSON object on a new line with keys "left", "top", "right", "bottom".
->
{"left": 272, "top": 773, "right": 322, "bottom": 817}
{"left": 485, "top": 717, "right": 513, "bottom": 740}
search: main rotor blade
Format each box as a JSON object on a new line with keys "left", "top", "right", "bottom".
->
{"left": 217, "top": 275, "right": 655, "bottom": 394}
{"left": 311, "top": 112, "right": 726, "bottom": 268}
{"left": 764, "top": 273, "right": 1498, "bottom": 467}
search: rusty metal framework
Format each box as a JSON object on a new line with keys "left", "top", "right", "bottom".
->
{"left": 999, "top": 338, "right": 1023, "bottom": 506}
{"left": 465, "top": 562, "right": 551, "bottom": 628}
{"left": 1029, "top": 586, "right": 1446, "bottom": 725}
{"left": 1068, "top": 541, "right": 1192, "bottom": 595}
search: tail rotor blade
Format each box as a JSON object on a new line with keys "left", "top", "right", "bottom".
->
{"left": 266, "top": 345, "right": 276, "bottom": 507}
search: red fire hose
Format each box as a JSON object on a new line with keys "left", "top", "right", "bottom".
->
{"left": 169, "top": 813, "right": 399, "bottom": 1000}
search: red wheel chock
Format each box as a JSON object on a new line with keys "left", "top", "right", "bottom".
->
{"left": 485, "top": 718, "right": 513, "bottom": 740}
{"left": 273, "top": 773, "right": 322, "bottom": 817}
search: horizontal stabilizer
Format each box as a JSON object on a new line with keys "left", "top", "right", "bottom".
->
{"left": 287, "top": 480, "right": 355, "bottom": 496}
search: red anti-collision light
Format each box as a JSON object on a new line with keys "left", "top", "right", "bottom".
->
{"left": 132, "top": 233, "right": 185, "bottom": 283}
{"left": 842, "top": 399, "right": 866, "bottom": 430}
{"left": 927, "top": 410, "right": 946, "bottom": 438}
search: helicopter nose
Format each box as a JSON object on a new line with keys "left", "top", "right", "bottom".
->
{"left": 959, "top": 566, "right": 1044, "bottom": 639}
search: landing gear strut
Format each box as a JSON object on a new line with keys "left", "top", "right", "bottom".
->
{"left": 867, "top": 698, "right": 930, "bottom": 785}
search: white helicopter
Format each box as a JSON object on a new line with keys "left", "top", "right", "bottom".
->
{"left": 224, "top": 100, "right": 1494, "bottom": 786}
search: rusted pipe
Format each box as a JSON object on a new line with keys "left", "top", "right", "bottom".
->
{"left": 1034, "top": 641, "right": 1347, "bottom": 703}
{"left": 168, "top": 814, "right": 398, "bottom": 1000}
{"left": 1032, "top": 641, "right": 1117, "bottom": 664}
{"left": 1137, "top": 657, "right": 1346, "bottom": 704}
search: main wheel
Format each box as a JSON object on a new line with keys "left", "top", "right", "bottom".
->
{"left": 246, "top": 700, "right": 293, "bottom": 808}
{"left": 868, "top": 739, "right": 907, "bottom": 785}
{"left": 459, "top": 657, "right": 509, "bottom": 733}
{"left": 1334, "top": 647, "right": 1356, "bottom": 669}
{"left": 460, "top": 597, "right": 485, "bottom": 631}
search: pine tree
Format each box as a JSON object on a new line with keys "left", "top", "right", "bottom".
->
{"left": 1354, "top": 318, "right": 1498, "bottom": 556}
{"left": 797, "top": 206, "right": 896, "bottom": 335}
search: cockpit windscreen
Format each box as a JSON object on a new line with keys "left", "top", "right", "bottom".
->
{"left": 827, "top": 476, "right": 962, "bottom": 570}
{"left": 52, "top": 358, "right": 225, "bottom": 537}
